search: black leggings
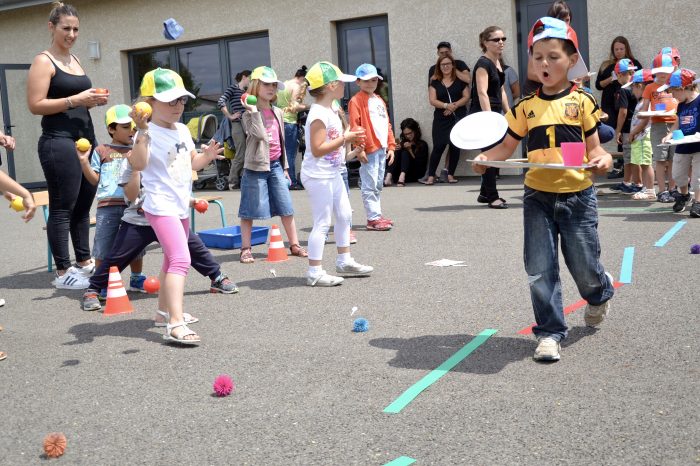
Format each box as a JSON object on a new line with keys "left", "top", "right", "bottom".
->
{"left": 88, "top": 222, "right": 222, "bottom": 291}
{"left": 428, "top": 128, "right": 460, "bottom": 177}
{"left": 38, "top": 136, "right": 97, "bottom": 271}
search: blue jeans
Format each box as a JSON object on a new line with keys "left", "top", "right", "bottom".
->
{"left": 359, "top": 148, "right": 386, "bottom": 221}
{"left": 238, "top": 161, "right": 294, "bottom": 219}
{"left": 523, "top": 186, "right": 614, "bottom": 341}
{"left": 284, "top": 122, "right": 299, "bottom": 186}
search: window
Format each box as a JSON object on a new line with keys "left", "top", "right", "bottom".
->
{"left": 337, "top": 16, "right": 392, "bottom": 122}
{"left": 128, "top": 33, "right": 270, "bottom": 118}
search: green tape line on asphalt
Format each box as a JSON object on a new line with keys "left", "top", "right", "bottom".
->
{"left": 383, "top": 329, "right": 497, "bottom": 414}
{"left": 383, "top": 456, "right": 416, "bottom": 465}
{"left": 599, "top": 207, "right": 671, "bottom": 213}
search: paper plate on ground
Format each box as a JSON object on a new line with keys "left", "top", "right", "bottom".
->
{"left": 450, "top": 111, "right": 508, "bottom": 150}
{"left": 469, "top": 159, "right": 592, "bottom": 170}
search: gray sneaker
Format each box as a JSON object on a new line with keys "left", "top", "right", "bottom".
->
{"left": 533, "top": 337, "right": 561, "bottom": 361}
{"left": 584, "top": 300, "right": 610, "bottom": 327}
{"left": 336, "top": 260, "right": 374, "bottom": 276}
{"left": 210, "top": 274, "right": 239, "bottom": 294}
{"left": 584, "top": 272, "right": 613, "bottom": 327}
{"left": 82, "top": 290, "right": 101, "bottom": 311}
{"left": 307, "top": 272, "right": 344, "bottom": 287}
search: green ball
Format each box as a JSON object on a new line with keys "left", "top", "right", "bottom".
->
{"left": 246, "top": 95, "right": 257, "bottom": 105}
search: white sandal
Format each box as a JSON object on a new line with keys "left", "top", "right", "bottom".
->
{"left": 163, "top": 322, "right": 200, "bottom": 345}
{"left": 154, "top": 310, "right": 199, "bottom": 327}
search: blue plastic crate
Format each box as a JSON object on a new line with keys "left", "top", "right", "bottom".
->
{"left": 197, "top": 225, "right": 269, "bottom": 250}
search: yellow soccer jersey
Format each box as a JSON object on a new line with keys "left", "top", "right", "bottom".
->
{"left": 506, "top": 85, "right": 600, "bottom": 193}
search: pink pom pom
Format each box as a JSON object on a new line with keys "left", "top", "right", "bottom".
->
{"left": 213, "top": 375, "right": 234, "bottom": 397}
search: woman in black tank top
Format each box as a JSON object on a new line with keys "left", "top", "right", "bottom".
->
{"left": 27, "top": 3, "right": 108, "bottom": 288}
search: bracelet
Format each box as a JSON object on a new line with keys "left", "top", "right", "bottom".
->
{"left": 443, "top": 102, "right": 448, "bottom": 109}
{"left": 66, "top": 97, "right": 74, "bottom": 109}
{"left": 136, "top": 129, "right": 150, "bottom": 141}
{"left": 341, "top": 135, "right": 346, "bottom": 147}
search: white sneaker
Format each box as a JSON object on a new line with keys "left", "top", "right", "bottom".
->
{"left": 336, "top": 260, "right": 373, "bottom": 276}
{"left": 533, "top": 337, "right": 561, "bottom": 361}
{"left": 53, "top": 268, "right": 90, "bottom": 290}
{"left": 584, "top": 272, "right": 613, "bottom": 327}
{"left": 73, "top": 261, "right": 95, "bottom": 277}
{"left": 307, "top": 271, "right": 344, "bottom": 287}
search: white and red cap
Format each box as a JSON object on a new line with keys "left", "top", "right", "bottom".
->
{"left": 527, "top": 17, "right": 588, "bottom": 81}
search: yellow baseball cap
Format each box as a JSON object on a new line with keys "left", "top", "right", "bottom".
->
{"left": 139, "top": 68, "right": 195, "bottom": 102}
{"left": 105, "top": 104, "right": 134, "bottom": 128}
{"left": 250, "top": 66, "right": 285, "bottom": 89}
{"left": 305, "top": 61, "right": 356, "bottom": 90}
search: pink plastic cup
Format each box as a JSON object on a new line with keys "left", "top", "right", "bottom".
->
{"left": 561, "top": 142, "right": 586, "bottom": 166}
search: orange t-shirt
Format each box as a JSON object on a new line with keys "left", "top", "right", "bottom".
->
{"left": 642, "top": 82, "right": 678, "bottom": 123}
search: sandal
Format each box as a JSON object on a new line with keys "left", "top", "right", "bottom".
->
{"left": 154, "top": 310, "right": 199, "bottom": 327}
{"left": 290, "top": 244, "right": 308, "bottom": 257}
{"left": 488, "top": 198, "right": 508, "bottom": 209}
{"left": 632, "top": 190, "right": 656, "bottom": 200}
{"left": 163, "top": 322, "right": 200, "bottom": 345}
{"left": 240, "top": 247, "right": 254, "bottom": 264}
{"left": 0, "top": 351, "right": 6, "bottom": 361}
{"left": 397, "top": 181, "right": 405, "bottom": 187}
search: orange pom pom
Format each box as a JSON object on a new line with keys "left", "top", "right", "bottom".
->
{"left": 43, "top": 432, "right": 67, "bottom": 458}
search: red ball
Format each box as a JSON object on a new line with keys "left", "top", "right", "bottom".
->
{"left": 194, "top": 200, "right": 208, "bottom": 213}
{"left": 143, "top": 276, "right": 160, "bottom": 294}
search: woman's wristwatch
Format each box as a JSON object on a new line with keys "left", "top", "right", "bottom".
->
{"left": 136, "top": 128, "right": 150, "bottom": 141}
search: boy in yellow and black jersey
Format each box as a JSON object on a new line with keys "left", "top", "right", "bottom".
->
{"left": 508, "top": 86, "right": 600, "bottom": 192}
{"left": 474, "top": 17, "right": 614, "bottom": 363}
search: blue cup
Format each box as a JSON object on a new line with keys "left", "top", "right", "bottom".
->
{"left": 656, "top": 103, "right": 667, "bottom": 111}
{"left": 672, "top": 130, "right": 684, "bottom": 140}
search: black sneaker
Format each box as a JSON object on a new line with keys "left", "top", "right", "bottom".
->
{"left": 210, "top": 274, "right": 239, "bottom": 294}
{"left": 609, "top": 182, "right": 625, "bottom": 192}
{"left": 690, "top": 201, "right": 700, "bottom": 218}
{"left": 82, "top": 289, "right": 101, "bottom": 311}
{"left": 673, "top": 193, "right": 691, "bottom": 212}
{"left": 607, "top": 168, "right": 624, "bottom": 179}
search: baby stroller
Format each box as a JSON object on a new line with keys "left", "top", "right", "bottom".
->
{"left": 187, "top": 113, "right": 230, "bottom": 191}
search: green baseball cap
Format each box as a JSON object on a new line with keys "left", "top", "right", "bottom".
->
{"left": 250, "top": 66, "right": 285, "bottom": 89}
{"left": 305, "top": 61, "right": 355, "bottom": 90}
{"left": 139, "top": 68, "right": 195, "bottom": 102}
{"left": 105, "top": 104, "right": 134, "bottom": 128}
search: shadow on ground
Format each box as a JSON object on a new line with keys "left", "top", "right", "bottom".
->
{"left": 64, "top": 319, "right": 164, "bottom": 345}
{"left": 370, "top": 326, "right": 597, "bottom": 374}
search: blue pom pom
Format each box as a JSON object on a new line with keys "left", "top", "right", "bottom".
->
{"left": 691, "top": 244, "right": 700, "bottom": 254}
{"left": 353, "top": 318, "right": 369, "bottom": 333}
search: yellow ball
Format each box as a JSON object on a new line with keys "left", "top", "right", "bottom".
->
{"left": 75, "top": 138, "right": 91, "bottom": 152}
{"left": 134, "top": 101, "right": 152, "bottom": 118}
{"left": 10, "top": 196, "right": 24, "bottom": 212}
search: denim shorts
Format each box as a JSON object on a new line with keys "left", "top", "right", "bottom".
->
{"left": 238, "top": 161, "right": 294, "bottom": 219}
{"left": 93, "top": 205, "right": 126, "bottom": 260}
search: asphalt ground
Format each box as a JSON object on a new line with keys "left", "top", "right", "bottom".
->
{"left": 0, "top": 175, "right": 698, "bottom": 465}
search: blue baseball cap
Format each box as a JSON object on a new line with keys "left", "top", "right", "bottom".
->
{"left": 615, "top": 59, "right": 637, "bottom": 74}
{"left": 355, "top": 63, "right": 383, "bottom": 81}
{"left": 658, "top": 68, "right": 697, "bottom": 92}
{"left": 621, "top": 69, "right": 653, "bottom": 88}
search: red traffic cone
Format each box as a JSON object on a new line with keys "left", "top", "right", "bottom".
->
{"left": 265, "top": 224, "right": 288, "bottom": 263}
{"left": 103, "top": 266, "right": 134, "bottom": 316}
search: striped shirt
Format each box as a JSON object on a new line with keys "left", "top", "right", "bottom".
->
{"left": 217, "top": 84, "right": 245, "bottom": 114}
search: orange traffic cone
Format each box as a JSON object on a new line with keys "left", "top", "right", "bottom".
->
{"left": 265, "top": 224, "right": 288, "bottom": 263}
{"left": 103, "top": 266, "right": 134, "bottom": 316}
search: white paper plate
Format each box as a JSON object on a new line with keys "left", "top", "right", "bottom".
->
{"left": 638, "top": 110, "right": 676, "bottom": 117}
{"left": 659, "top": 133, "right": 700, "bottom": 146}
{"left": 469, "top": 159, "right": 592, "bottom": 170}
{"left": 450, "top": 111, "right": 508, "bottom": 150}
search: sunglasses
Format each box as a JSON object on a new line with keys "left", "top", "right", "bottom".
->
{"left": 168, "top": 96, "right": 189, "bottom": 106}
{"left": 488, "top": 37, "right": 507, "bottom": 43}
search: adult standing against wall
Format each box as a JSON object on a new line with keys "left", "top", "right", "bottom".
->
{"left": 217, "top": 69, "right": 251, "bottom": 189}
{"left": 276, "top": 66, "right": 309, "bottom": 190}
{"left": 27, "top": 2, "right": 108, "bottom": 289}
{"left": 428, "top": 41, "right": 471, "bottom": 86}
{"left": 595, "top": 37, "right": 642, "bottom": 131}
{"left": 425, "top": 53, "right": 470, "bottom": 185}
{"left": 470, "top": 26, "right": 510, "bottom": 209}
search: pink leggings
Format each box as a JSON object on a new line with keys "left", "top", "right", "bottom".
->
{"left": 144, "top": 213, "right": 191, "bottom": 276}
